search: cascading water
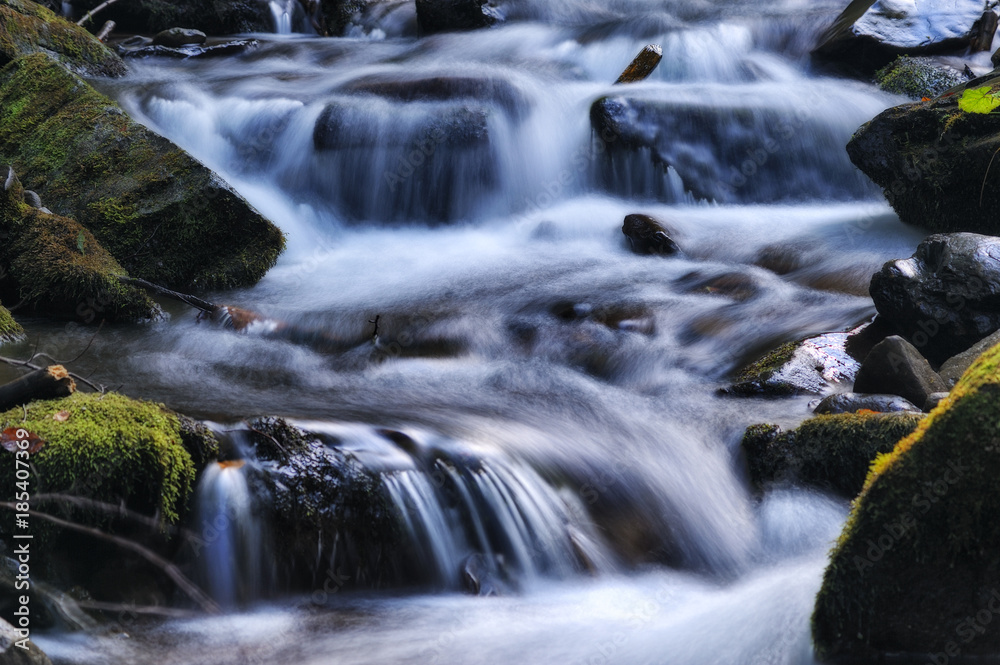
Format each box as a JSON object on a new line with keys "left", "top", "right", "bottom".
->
{"left": 32, "top": 0, "right": 980, "bottom": 662}
{"left": 268, "top": 0, "right": 298, "bottom": 35}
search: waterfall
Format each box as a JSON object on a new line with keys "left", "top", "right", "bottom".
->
{"left": 268, "top": 0, "right": 297, "bottom": 35}
{"left": 193, "top": 461, "right": 270, "bottom": 608}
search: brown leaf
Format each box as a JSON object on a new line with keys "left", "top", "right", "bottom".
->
{"left": 53, "top": 411, "right": 71, "bottom": 422}
{"left": 0, "top": 427, "right": 45, "bottom": 454}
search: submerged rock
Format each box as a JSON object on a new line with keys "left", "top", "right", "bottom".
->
{"left": 852, "top": 335, "right": 948, "bottom": 407}
{"left": 71, "top": 0, "right": 271, "bottom": 35}
{"left": 813, "top": 0, "right": 985, "bottom": 73}
{"left": 0, "top": 53, "right": 284, "bottom": 289}
{"left": 622, "top": 213, "right": 680, "bottom": 256}
{"left": 415, "top": 0, "right": 502, "bottom": 34}
{"left": 868, "top": 234, "right": 1000, "bottom": 362}
{"left": 0, "top": 616, "right": 51, "bottom": 665}
{"left": 812, "top": 339, "right": 1000, "bottom": 660}
{"left": 151, "top": 27, "right": 207, "bottom": 47}
{"left": 742, "top": 412, "right": 923, "bottom": 498}
{"left": 723, "top": 331, "right": 859, "bottom": 397}
{"left": 813, "top": 392, "right": 922, "bottom": 415}
{"left": 847, "top": 93, "right": 1000, "bottom": 236}
{"left": 0, "top": 0, "right": 124, "bottom": 77}
{"left": 117, "top": 38, "right": 259, "bottom": 60}
{"left": 874, "top": 56, "right": 967, "bottom": 100}
{"left": 339, "top": 74, "right": 527, "bottom": 117}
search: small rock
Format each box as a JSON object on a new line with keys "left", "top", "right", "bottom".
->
{"left": 923, "top": 391, "right": 949, "bottom": 412}
{"left": 852, "top": 335, "right": 948, "bottom": 407}
{"left": 874, "top": 56, "right": 966, "bottom": 100}
{"left": 813, "top": 392, "right": 922, "bottom": 415}
{"left": 938, "top": 329, "right": 1000, "bottom": 386}
{"left": 0, "top": 616, "right": 52, "bottom": 665}
{"left": 152, "top": 27, "right": 207, "bottom": 48}
{"left": 622, "top": 213, "right": 679, "bottom": 256}
{"left": 723, "top": 332, "right": 859, "bottom": 397}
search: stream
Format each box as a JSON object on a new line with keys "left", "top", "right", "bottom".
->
{"left": 20, "top": 0, "right": 982, "bottom": 662}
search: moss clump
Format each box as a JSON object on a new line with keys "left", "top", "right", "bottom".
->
{"left": 0, "top": 392, "right": 196, "bottom": 525}
{"left": 742, "top": 412, "right": 923, "bottom": 498}
{"left": 0, "top": 301, "right": 24, "bottom": 343}
{"left": 0, "top": 53, "right": 285, "bottom": 290}
{"left": 725, "top": 341, "right": 800, "bottom": 396}
{"left": 813, "top": 341, "right": 1000, "bottom": 660}
{"left": 874, "top": 56, "right": 965, "bottom": 101}
{"left": 0, "top": 0, "right": 125, "bottom": 77}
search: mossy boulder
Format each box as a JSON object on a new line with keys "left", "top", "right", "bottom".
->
{"left": 0, "top": 0, "right": 125, "bottom": 77}
{"left": 813, "top": 340, "right": 1000, "bottom": 660}
{"left": 71, "top": 0, "right": 271, "bottom": 35}
{"left": 723, "top": 331, "right": 859, "bottom": 397}
{"left": 0, "top": 168, "right": 159, "bottom": 321}
{"left": 0, "top": 392, "right": 200, "bottom": 525}
{"left": 0, "top": 301, "right": 24, "bottom": 343}
{"left": 742, "top": 412, "right": 923, "bottom": 498}
{"left": 847, "top": 80, "right": 1000, "bottom": 235}
{"left": 874, "top": 56, "right": 966, "bottom": 100}
{"left": 0, "top": 52, "right": 284, "bottom": 289}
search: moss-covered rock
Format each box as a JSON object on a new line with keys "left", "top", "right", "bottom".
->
{"left": 847, "top": 76, "right": 1000, "bottom": 235}
{"left": 0, "top": 300, "right": 24, "bottom": 343}
{"left": 0, "top": 0, "right": 125, "bottom": 77}
{"left": 724, "top": 331, "right": 859, "bottom": 397}
{"left": 742, "top": 412, "right": 923, "bottom": 498}
{"left": 813, "top": 340, "right": 1000, "bottom": 660}
{"left": 0, "top": 53, "right": 284, "bottom": 289}
{"left": 71, "top": 0, "right": 271, "bottom": 35}
{"left": 875, "top": 56, "right": 966, "bottom": 100}
{"left": 0, "top": 392, "right": 197, "bottom": 525}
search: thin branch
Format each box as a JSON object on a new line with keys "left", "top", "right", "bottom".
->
{"left": 76, "top": 0, "right": 124, "bottom": 27}
{"left": 0, "top": 504, "right": 221, "bottom": 614}
{"left": 31, "top": 493, "right": 198, "bottom": 541}
{"left": 0, "top": 354, "right": 104, "bottom": 393}
{"left": 117, "top": 275, "right": 217, "bottom": 314}
{"left": 76, "top": 600, "right": 200, "bottom": 619}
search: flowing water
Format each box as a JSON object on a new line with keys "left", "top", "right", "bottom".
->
{"left": 24, "top": 0, "right": 990, "bottom": 662}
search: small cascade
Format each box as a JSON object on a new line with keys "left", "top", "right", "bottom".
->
{"left": 268, "top": 0, "right": 297, "bottom": 34}
{"left": 193, "top": 461, "right": 270, "bottom": 608}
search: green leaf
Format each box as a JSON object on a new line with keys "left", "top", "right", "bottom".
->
{"left": 958, "top": 86, "right": 1000, "bottom": 114}
{"left": 76, "top": 231, "right": 85, "bottom": 255}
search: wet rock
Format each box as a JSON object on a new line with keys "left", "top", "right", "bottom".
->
{"left": 314, "top": 99, "right": 490, "bottom": 151}
{"left": 847, "top": 92, "right": 1000, "bottom": 236}
{"left": 152, "top": 27, "right": 206, "bottom": 47}
{"left": 742, "top": 412, "right": 923, "bottom": 498}
{"left": 852, "top": 336, "right": 947, "bottom": 407}
{"left": 922, "top": 391, "right": 949, "bottom": 411}
{"left": 939, "top": 329, "right": 1000, "bottom": 386}
{"left": 460, "top": 553, "right": 508, "bottom": 596}
{"left": 874, "top": 56, "right": 966, "bottom": 100}
{"left": 813, "top": 339, "right": 1000, "bottom": 660}
{"left": 622, "top": 213, "right": 679, "bottom": 256}
{"left": 339, "top": 74, "right": 526, "bottom": 118}
{"left": 71, "top": 0, "right": 271, "bottom": 35}
{"left": 0, "top": 0, "right": 125, "bottom": 76}
{"left": 118, "top": 39, "right": 259, "bottom": 60}
{"left": 415, "top": 0, "right": 502, "bottom": 34}
{"left": 0, "top": 53, "right": 284, "bottom": 289}
{"left": 813, "top": 0, "right": 984, "bottom": 74}
{"left": 813, "top": 392, "right": 922, "bottom": 415}
{"left": 723, "top": 332, "right": 859, "bottom": 397}
{"left": 0, "top": 617, "right": 51, "bottom": 665}
{"left": 868, "top": 234, "right": 1000, "bottom": 362}
{"left": 589, "top": 96, "right": 868, "bottom": 203}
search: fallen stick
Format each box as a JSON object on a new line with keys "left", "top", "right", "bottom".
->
{"left": 76, "top": 0, "right": 123, "bottom": 26}
{"left": 615, "top": 44, "right": 663, "bottom": 84}
{"left": 0, "top": 365, "right": 75, "bottom": 412}
{"left": 0, "top": 503, "right": 221, "bottom": 615}
{"left": 95, "top": 19, "right": 116, "bottom": 43}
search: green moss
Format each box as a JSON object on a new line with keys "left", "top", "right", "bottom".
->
{"left": 0, "top": 301, "right": 23, "bottom": 343}
{"left": 0, "top": 53, "right": 285, "bottom": 290}
{"left": 742, "top": 413, "right": 923, "bottom": 498}
{"left": 725, "top": 341, "right": 799, "bottom": 396}
{"left": 0, "top": 0, "right": 125, "bottom": 77}
{"left": 874, "top": 56, "right": 965, "bottom": 101}
{"left": 813, "top": 341, "right": 1000, "bottom": 659}
{"left": 0, "top": 392, "right": 196, "bottom": 525}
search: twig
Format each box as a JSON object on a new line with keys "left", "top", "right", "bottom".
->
{"left": 76, "top": 600, "right": 200, "bottom": 619}
{"left": 0, "top": 503, "right": 221, "bottom": 614}
{"left": 0, "top": 353, "right": 103, "bottom": 393}
{"left": 31, "top": 493, "right": 198, "bottom": 541}
{"left": 117, "top": 275, "right": 217, "bottom": 314}
{"left": 76, "top": 0, "right": 124, "bottom": 27}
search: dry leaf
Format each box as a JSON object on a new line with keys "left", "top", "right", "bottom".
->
{"left": 1, "top": 428, "right": 45, "bottom": 454}
{"left": 53, "top": 411, "right": 71, "bottom": 422}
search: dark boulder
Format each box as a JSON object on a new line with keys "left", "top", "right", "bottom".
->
{"left": 622, "top": 213, "right": 679, "bottom": 256}
{"left": 71, "top": 0, "right": 271, "bottom": 35}
{"left": 869, "top": 234, "right": 1000, "bottom": 362}
{"left": 846, "top": 93, "right": 1000, "bottom": 236}
{"left": 813, "top": 339, "right": 1000, "bottom": 661}
{"left": 813, "top": 392, "right": 922, "bottom": 415}
{"left": 151, "top": 27, "right": 207, "bottom": 47}
{"left": 339, "top": 74, "right": 527, "bottom": 118}
{"left": 0, "top": 0, "right": 125, "bottom": 76}
{"left": 741, "top": 412, "right": 923, "bottom": 498}
{"left": 939, "top": 329, "right": 1000, "bottom": 386}
{"left": 0, "top": 53, "right": 284, "bottom": 289}
{"left": 415, "top": 0, "right": 502, "bottom": 34}
{"left": 118, "top": 39, "right": 259, "bottom": 60}
{"left": 853, "top": 335, "right": 947, "bottom": 407}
